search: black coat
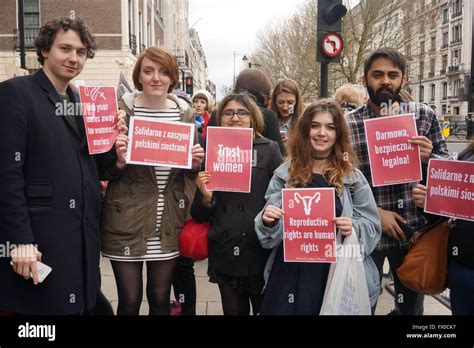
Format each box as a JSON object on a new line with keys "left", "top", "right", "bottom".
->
{"left": 190, "top": 137, "right": 283, "bottom": 278}
{"left": 0, "top": 70, "right": 116, "bottom": 314}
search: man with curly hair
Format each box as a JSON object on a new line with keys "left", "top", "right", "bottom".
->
{"left": 0, "top": 17, "right": 126, "bottom": 314}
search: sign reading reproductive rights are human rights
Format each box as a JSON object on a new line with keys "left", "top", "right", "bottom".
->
{"left": 282, "top": 188, "right": 336, "bottom": 263}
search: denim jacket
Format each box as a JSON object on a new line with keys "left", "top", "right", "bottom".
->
{"left": 254, "top": 161, "right": 382, "bottom": 307}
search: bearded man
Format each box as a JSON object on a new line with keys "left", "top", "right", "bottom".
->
{"left": 346, "top": 47, "right": 450, "bottom": 315}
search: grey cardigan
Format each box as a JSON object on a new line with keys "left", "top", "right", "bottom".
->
{"left": 254, "top": 161, "right": 382, "bottom": 307}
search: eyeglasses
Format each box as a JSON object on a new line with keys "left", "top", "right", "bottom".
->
{"left": 222, "top": 109, "right": 251, "bottom": 119}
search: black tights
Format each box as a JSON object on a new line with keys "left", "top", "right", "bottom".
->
{"left": 218, "top": 284, "right": 263, "bottom": 315}
{"left": 111, "top": 259, "right": 177, "bottom": 315}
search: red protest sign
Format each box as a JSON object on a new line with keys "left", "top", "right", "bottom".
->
{"left": 364, "top": 114, "right": 422, "bottom": 187}
{"left": 127, "top": 116, "right": 194, "bottom": 168}
{"left": 79, "top": 86, "right": 119, "bottom": 154}
{"left": 205, "top": 127, "right": 253, "bottom": 193}
{"left": 424, "top": 159, "right": 474, "bottom": 221}
{"left": 282, "top": 188, "right": 336, "bottom": 263}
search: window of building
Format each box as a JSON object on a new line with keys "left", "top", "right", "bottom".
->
{"left": 430, "top": 59, "right": 435, "bottom": 77}
{"left": 452, "top": 0, "right": 462, "bottom": 17}
{"left": 442, "top": 55, "right": 448, "bottom": 71}
{"left": 430, "top": 15, "right": 436, "bottom": 29}
{"left": 431, "top": 36, "right": 436, "bottom": 51}
{"left": 442, "top": 8, "right": 449, "bottom": 23}
{"left": 443, "top": 82, "right": 448, "bottom": 99}
{"left": 24, "top": 0, "right": 40, "bottom": 48}
{"left": 420, "top": 41, "right": 425, "bottom": 55}
{"left": 452, "top": 49, "right": 460, "bottom": 66}
{"left": 431, "top": 84, "right": 435, "bottom": 101}
{"left": 453, "top": 106, "right": 459, "bottom": 115}
{"left": 442, "top": 104, "right": 447, "bottom": 115}
{"left": 442, "top": 32, "right": 448, "bottom": 47}
{"left": 452, "top": 25, "right": 462, "bottom": 43}
{"left": 453, "top": 79, "right": 462, "bottom": 97}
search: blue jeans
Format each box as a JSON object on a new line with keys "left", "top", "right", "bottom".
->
{"left": 448, "top": 259, "right": 474, "bottom": 315}
{"left": 371, "top": 246, "right": 424, "bottom": 315}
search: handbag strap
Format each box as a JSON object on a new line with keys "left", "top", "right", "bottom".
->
{"left": 409, "top": 217, "right": 448, "bottom": 245}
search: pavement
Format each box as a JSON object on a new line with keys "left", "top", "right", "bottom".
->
{"left": 100, "top": 257, "right": 451, "bottom": 315}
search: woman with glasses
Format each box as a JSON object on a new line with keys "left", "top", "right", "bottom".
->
{"left": 190, "top": 92, "right": 283, "bottom": 315}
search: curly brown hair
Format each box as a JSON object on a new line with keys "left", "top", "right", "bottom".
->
{"left": 35, "top": 17, "right": 96, "bottom": 65}
{"left": 287, "top": 99, "right": 357, "bottom": 195}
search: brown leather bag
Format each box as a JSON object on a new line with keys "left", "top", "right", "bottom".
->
{"left": 396, "top": 219, "right": 451, "bottom": 295}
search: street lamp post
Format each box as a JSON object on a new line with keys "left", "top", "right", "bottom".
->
{"left": 233, "top": 51, "right": 248, "bottom": 87}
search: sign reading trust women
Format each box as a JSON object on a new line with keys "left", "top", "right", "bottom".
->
{"left": 127, "top": 116, "right": 194, "bottom": 169}
{"left": 205, "top": 127, "right": 253, "bottom": 192}
{"left": 79, "top": 86, "right": 119, "bottom": 154}
{"left": 424, "top": 159, "right": 474, "bottom": 221}
{"left": 364, "top": 114, "right": 422, "bottom": 186}
{"left": 282, "top": 188, "right": 336, "bottom": 263}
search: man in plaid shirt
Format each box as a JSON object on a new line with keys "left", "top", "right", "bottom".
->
{"left": 346, "top": 48, "right": 450, "bottom": 315}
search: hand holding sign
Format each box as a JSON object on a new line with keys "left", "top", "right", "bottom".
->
{"left": 334, "top": 217, "right": 353, "bottom": 236}
{"left": 408, "top": 136, "right": 433, "bottom": 165}
{"left": 191, "top": 144, "right": 205, "bottom": 172}
{"left": 262, "top": 204, "right": 284, "bottom": 228}
{"left": 115, "top": 134, "right": 129, "bottom": 169}
{"left": 117, "top": 110, "right": 128, "bottom": 135}
{"left": 412, "top": 184, "right": 427, "bottom": 209}
{"left": 196, "top": 171, "right": 213, "bottom": 205}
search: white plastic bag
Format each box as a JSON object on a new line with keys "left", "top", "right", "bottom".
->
{"left": 320, "top": 229, "right": 371, "bottom": 315}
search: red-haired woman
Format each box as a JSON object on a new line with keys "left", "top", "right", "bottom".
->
{"left": 255, "top": 99, "right": 381, "bottom": 315}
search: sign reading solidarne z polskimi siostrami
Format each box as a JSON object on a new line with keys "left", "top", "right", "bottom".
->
{"left": 127, "top": 116, "right": 194, "bottom": 169}
{"left": 424, "top": 159, "right": 474, "bottom": 221}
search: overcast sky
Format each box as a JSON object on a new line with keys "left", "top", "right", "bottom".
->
{"left": 189, "top": 0, "right": 307, "bottom": 100}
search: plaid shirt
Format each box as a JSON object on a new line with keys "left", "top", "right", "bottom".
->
{"left": 346, "top": 102, "right": 450, "bottom": 251}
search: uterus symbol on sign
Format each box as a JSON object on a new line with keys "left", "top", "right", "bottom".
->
{"left": 293, "top": 192, "right": 321, "bottom": 216}
{"left": 84, "top": 86, "right": 106, "bottom": 102}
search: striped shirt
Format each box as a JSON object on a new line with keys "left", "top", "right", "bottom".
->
{"left": 103, "top": 105, "right": 181, "bottom": 262}
{"left": 346, "top": 102, "right": 450, "bottom": 251}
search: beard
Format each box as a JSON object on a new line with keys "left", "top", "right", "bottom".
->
{"left": 367, "top": 84, "right": 402, "bottom": 107}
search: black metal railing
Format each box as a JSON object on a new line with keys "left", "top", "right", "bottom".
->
{"left": 448, "top": 65, "right": 460, "bottom": 73}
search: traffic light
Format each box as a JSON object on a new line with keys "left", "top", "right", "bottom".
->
{"left": 185, "top": 76, "right": 193, "bottom": 95}
{"left": 317, "top": 0, "right": 347, "bottom": 63}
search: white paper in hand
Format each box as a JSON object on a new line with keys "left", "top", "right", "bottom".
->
{"left": 10, "top": 260, "right": 52, "bottom": 283}
{"left": 34, "top": 261, "right": 52, "bottom": 283}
